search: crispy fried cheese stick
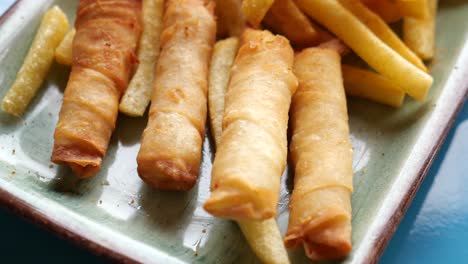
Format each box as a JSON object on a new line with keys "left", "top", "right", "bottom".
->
{"left": 285, "top": 47, "right": 353, "bottom": 261}
{"left": 137, "top": 0, "right": 216, "bottom": 190}
{"left": 208, "top": 36, "right": 290, "bottom": 264}
{"left": 204, "top": 29, "right": 297, "bottom": 220}
{"left": 51, "top": 0, "right": 142, "bottom": 177}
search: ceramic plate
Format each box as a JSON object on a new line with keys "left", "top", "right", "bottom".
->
{"left": 0, "top": 1, "right": 467, "bottom": 263}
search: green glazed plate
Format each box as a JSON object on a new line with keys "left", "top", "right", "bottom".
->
{"left": 0, "top": 0, "right": 467, "bottom": 263}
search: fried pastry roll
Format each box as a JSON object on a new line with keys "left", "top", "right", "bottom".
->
{"left": 284, "top": 48, "right": 353, "bottom": 260}
{"left": 51, "top": 0, "right": 142, "bottom": 177}
{"left": 204, "top": 29, "right": 298, "bottom": 220}
{"left": 137, "top": 0, "right": 216, "bottom": 191}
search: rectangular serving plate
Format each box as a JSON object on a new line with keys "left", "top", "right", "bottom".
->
{"left": 0, "top": 1, "right": 467, "bottom": 263}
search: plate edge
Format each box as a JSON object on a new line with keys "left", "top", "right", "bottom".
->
{"left": 363, "top": 55, "right": 468, "bottom": 263}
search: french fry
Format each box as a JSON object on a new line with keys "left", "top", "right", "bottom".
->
{"left": 209, "top": 38, "right": 239, "bottom": 146}
{"left": 403, "top": 0, "right": 437, "bottom": 60}
{"left": 263, "top": 0, "right": 320, "bottom": 47}
{"left": 397, "top": 0, "right": 429, "bottom": 19}
{"left": 215, "top": 0, "right": 246, "bottom": 37}
{"left": 238, "top": 219, "right": 290, "bottom": 264}
{"left": 55, "top": 28, "right": 75, "bottom": 66}
{"left": 241, "top": 0, "right": 275, "bottom": 27}
{"left": 119, "top": 0, "right": 164, "bottom": 117}
{"left": 295, "top": 0, "right": 433, "bottom": 101}
{"left": 339, "top": 0, "right": 427, "bottom": 72}
{"left": 365, "top": 0, "right": 403, "bottom": 23}
{"left": 342, "top": 65, "right": 405, "bottom": 107}
{"left": 208, "top": 37, "right": 290, "bottom": 264}
{"left": 1, "top": 6, "right": 69, "bottom": 116}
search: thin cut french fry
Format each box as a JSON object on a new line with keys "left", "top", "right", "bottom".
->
{"left": 119, "top": 0, "right": 164, "bottom": 117}
{"left": 208, "top": 37, "right": 290, "bottom": 264}
{"left": 365, "top": 0, "right": 403, "bottom": 23}
{"left": 241, "top": 0, "right": 275, "bottom": 27}
{"left": 52, "top": 0, "right": 142, "bottom": 177}
{"left": 209, "top": 38, "right": 240, "bottom": 146}
{"left": 295, "top": 0, "right": 433, "bottom": 101}
{"left": 215, "top": 0, "right": 246, "bottom": 37}
{"left": 397, "top": 0, "right": 429, "bottom": 19}
{"left": 55, "top": 28, "right": 75, "bottom": 66}
{"left": 342, "top": 65, "right": 405, "bottom": 107}
{"left": 238, "top": 219, "right": 291, "bottom": 264}
{"left": 338, "top": 0, "right": 427, "bottom": 72}
{"left": 263, "top": 0, "right": 320, "bottom": 47}
{"left": 403, "top": 0, "right": 437, "bottom": 60}
{"left": 1, "top": 6, "right": 69, "bottom": 116}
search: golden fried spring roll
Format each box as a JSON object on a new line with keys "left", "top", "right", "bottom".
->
{"left": 403, "top": 0, "right": 438, "bottom": 60}
{"left": 263, "top": 0, "right": 320, "bottom": 47}
{"left": 215, "top": 0, "right": 246, "bottom": 38}
{"left": 204, "top": 29, "right": 298, "bottom": 220}
{"left": 137, "top": 0, "right": 216, "bottom": 191}
{"left": 285, "top": 48, "right": 353, "bottom": 260}
{"left": 208, "top": 37, "right": 290, "bottom": 264}
{"left": 52, "top": 0, "right": 142, "bottom": 177}
{"left": 318, "top": 38, "right": 350, "bottom": 57}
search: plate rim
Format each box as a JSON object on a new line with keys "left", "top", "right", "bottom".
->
{"left": 0, "top": 1, "right": 467, "bottom": 263}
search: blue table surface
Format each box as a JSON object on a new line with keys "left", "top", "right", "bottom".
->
{"left": 1, "top": 1, "right": 467, "bottom": 263}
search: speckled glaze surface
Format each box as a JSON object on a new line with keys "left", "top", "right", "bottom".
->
{"left": 0, "top": 1, "right": 467, "bottom": 263}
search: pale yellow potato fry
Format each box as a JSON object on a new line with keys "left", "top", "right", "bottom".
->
{"left": 342, "top": 65, "right": 405, "bottom": 107}
{"left": 209, "top": 38, "right": 240, "bottom": 146}
{"left": 295, "top": 0, "right": 433, "bottom": 101}
{"left": 55, "top": 28, "right": 75, "bottom": 66}
{"left": 1, "top": 6, "right": 69, "bottom": 116}
{"left": 238, "top": 219, "right": 290, "bottom": 264}
{"left": 339, "top": 0, "right": 427, "bottom": 72}
{"left": 215, "top": 0, "right": 246, "bottom": 37}
{"left": 241, "top": 0, "right": 275, "bottom": 27}
{"left": 397, "top": 0, "right": 428, "bottom": 19}
{"left": 263, "top": 0, "right": 320, "bottom": 47}
{"left": 366, "top": 0, "right": 403, "bottom": 23}
{"left": 119, "top": 0, "right": 164, "bottom": 117}
{"left": 208, "top": 37, "right": 290, "bottom": 264}
{"left": 403, "top": 0, "right": 437, "bottom": 60}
